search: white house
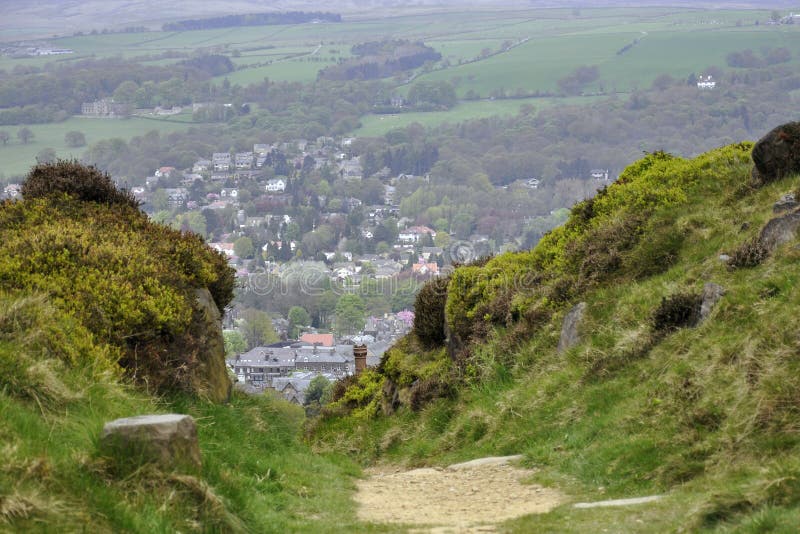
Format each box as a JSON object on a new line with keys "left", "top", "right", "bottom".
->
{"left": 697, "top": 75, "right": 716, "bottom": 90}
{"left": 266, "top": 178, "right": 287, "bottom": 192}
{"left": 398, "top": 226, "right": 437, "bottom": 244}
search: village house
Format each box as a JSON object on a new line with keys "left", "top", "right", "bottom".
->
{"left": 235, "top": 152, "right": 254, "bottom": 170}
{"left": 697, "top": 75, "right": 716, "bottom": 89}
{"left": 81, "top": 98, "right": 128, "bottom": 117}
{"left": 398, "top": 225, "right": 437, "bottom": 244}
{"left": 300, "top": 333, "right": 335, "bottom": 347}
{"left": 154, "top": 166, "right": 175, "bottom": 179}
{"left": 192, "top": 159, "right": 211, "bottom": 173}
{"left": 212, "top": 152, "right": 232, "bottom": 172}
{"left": 412, "top": 256, "right": 439, "bottom": 276}
{"left": 220, "top": 188, "right": 238, "bottom": 199}
{"left": 253, "top": 144, "right": 270, "bottom": 155}
{"left": 164, "top": 188, "right": 188, "bottom": 207}
{"left": 266, "top": 178, "right": 287, "bottom": 192}
{"left": 209, "top": 242, "right": 236, "bottom": 256}
{"left": 339, "top": 157, "right": 363, "bottom": 181}
{"left": 590, "top": 169, "right": 610, "bottom": 180}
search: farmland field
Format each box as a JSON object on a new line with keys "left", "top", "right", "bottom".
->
{"left": 0, "top": 116, "right": 194, "bottom": 179}
{"left": 1, "top": 5, "right": 799, "bottom": 156}
{"left": 353, "top": 95, "right": 613, "bottom": 137}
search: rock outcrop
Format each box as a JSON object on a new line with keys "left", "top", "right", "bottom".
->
{"left": 189, "top": 288, "right": 232, "bottom": 403}
{"left": 759, "top": 210, "right": 800, "bottom": 251}
{"left": 101, "top": 414, "right": 201, "bottom": 472}
{"left": 751, "top": 121, "right": 800, "bottom": 185}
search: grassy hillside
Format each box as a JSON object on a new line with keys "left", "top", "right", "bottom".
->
{"left": 311, "top": 138, "right": 800, "bottom": 531}
{"left": 0, "top": 298, "right": 364, "bottom": 531}
{"left": 0, "top": 164, "right": 387, "bottom": 532}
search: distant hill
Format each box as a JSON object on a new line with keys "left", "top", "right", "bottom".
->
{"left": 1, "top": 1, "right": 794, "bottom": 40}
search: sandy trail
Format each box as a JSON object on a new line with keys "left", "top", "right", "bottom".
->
{"left": 355, "top": 456, "right": 564, "bottom": 532}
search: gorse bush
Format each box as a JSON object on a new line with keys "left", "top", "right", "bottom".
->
{"left": 0, "top": 162, "right": 235, "bottom": 395}
{"left": 22, "top": 159, "right": 139, "bottom": 209}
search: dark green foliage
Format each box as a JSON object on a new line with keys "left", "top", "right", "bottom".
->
{"left": 22, "top": 159, "right": 139, "bottom": 209}
{"left": 413, "top": 276, "right": 450, "bottom": 347}
{"left": 651, "top": 292, "right": 702, "bottom": 333}
{"left": 728, "top": 237, "right": 769, "bottom": 269}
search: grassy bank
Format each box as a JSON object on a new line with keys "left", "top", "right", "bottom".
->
{"left": 310, "top": 142, "right": 800, "bottom": 531}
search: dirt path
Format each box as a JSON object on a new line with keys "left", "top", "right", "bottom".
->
{"left": 355, "top": 456, "right": 564, "bottom": 532}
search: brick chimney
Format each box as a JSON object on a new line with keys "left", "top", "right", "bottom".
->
{"left": 354, "top": 344, "right": 367, "bottom": 375}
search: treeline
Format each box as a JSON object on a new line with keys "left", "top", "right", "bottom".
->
{"left": 0, "top": 56, "right": 234, "bottom": 124}
{"left": 82, "top": 79, "right": 386, "bottom": 178}
{"left": 726, "top": 47, "right": 792, "bottom": 68}
{"left": 163, "top": 12, "right": 341, "bottom": 31}
{"left": 319, "top": 40, "right": 440, "bottom": 81}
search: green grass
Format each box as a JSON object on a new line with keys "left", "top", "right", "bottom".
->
{"left": 0, "top": 287, "right": 392, "bottom": 532}
{"left": 0, "top": 116, "right": 193, "bottom": 179}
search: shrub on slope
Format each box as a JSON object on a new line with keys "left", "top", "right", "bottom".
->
{"left": 0, "top": 161, "right": 235, "bottom": 396}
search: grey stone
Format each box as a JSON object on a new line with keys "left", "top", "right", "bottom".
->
{"left": 447, "top": 455, "right": 524, "bottom": 470}
{"left": 718, "top": 254, "right": 731, "bottom": 262}
{"left": 573, "top": 495, "right": 663, "bottom": 509}
{"left": 700, "top": 283, "right": 726, "bottom": 321}
{"left": 101, "top": 414, "right": 201, "bottom": 471}
{"left": 558, "top": 302, "right": 587, "bottom": 353}
{"left": 190, "top": 288, "right": 231, "bottom": 403}
{"left": 773, "top": 193, "right": 798, "bottom": 213}
{"left": 759, "top": 210, "right": 800, "bottom": 251}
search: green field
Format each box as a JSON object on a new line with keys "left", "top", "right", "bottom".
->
{"left": 2, "top": 6, "right": 796, "bottom": 94}
{"left": 0, "top": 116, "right": 193, "bottom": 179}
{"left": 353, "top": 95, "right": 612, "bottom": 137}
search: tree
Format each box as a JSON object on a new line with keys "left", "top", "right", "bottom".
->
{"left": 304, "top": 375, "right": 333, "bottom": 406}
{"left": 287, "top": 306, "right": 311, "bottom": 339}
{"left": 240, "top": 308, "right": 278, "bottom": 348}
{"left": 234, "top": 236, "right": 254, "bottom": 259}
{"left": 17, "top": 127, "right": 34, "bottom": 144}
{"left": 0, "top": 131, "right": 9, "bottom": 146}
{"left": 223, "top": 330, "right": 247, "bottom": 356}
{"left": 35, "top": 147, "right": 56, "bottom": 164}
{"left": 64, "top": 131, "right": 86, "bottom": 148}
{"left": 335, "top": 294, "right": 366, "bottom": 336}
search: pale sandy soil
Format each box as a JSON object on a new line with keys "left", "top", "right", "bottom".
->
{"left": 355, "top": 456, "right": 564, "bottom": 532}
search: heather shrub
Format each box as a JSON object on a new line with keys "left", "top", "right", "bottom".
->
{"left": 651, "top": 291, "right": 702, "bottom": 333}
{"left": 727, "top": 237, "right": 769, "bottom": 269}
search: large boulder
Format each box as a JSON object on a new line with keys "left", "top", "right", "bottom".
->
{"left": 101, "top": 414, "right": 201, "bottom": 472}
{"left": 189, "top": 288, "right": 232, "bottom": 403}
{"left": 759, "top": 210, "right": 800, "bottom": 251}
{"left": 751, "top": 122, "right": 800, "bottom": 185}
